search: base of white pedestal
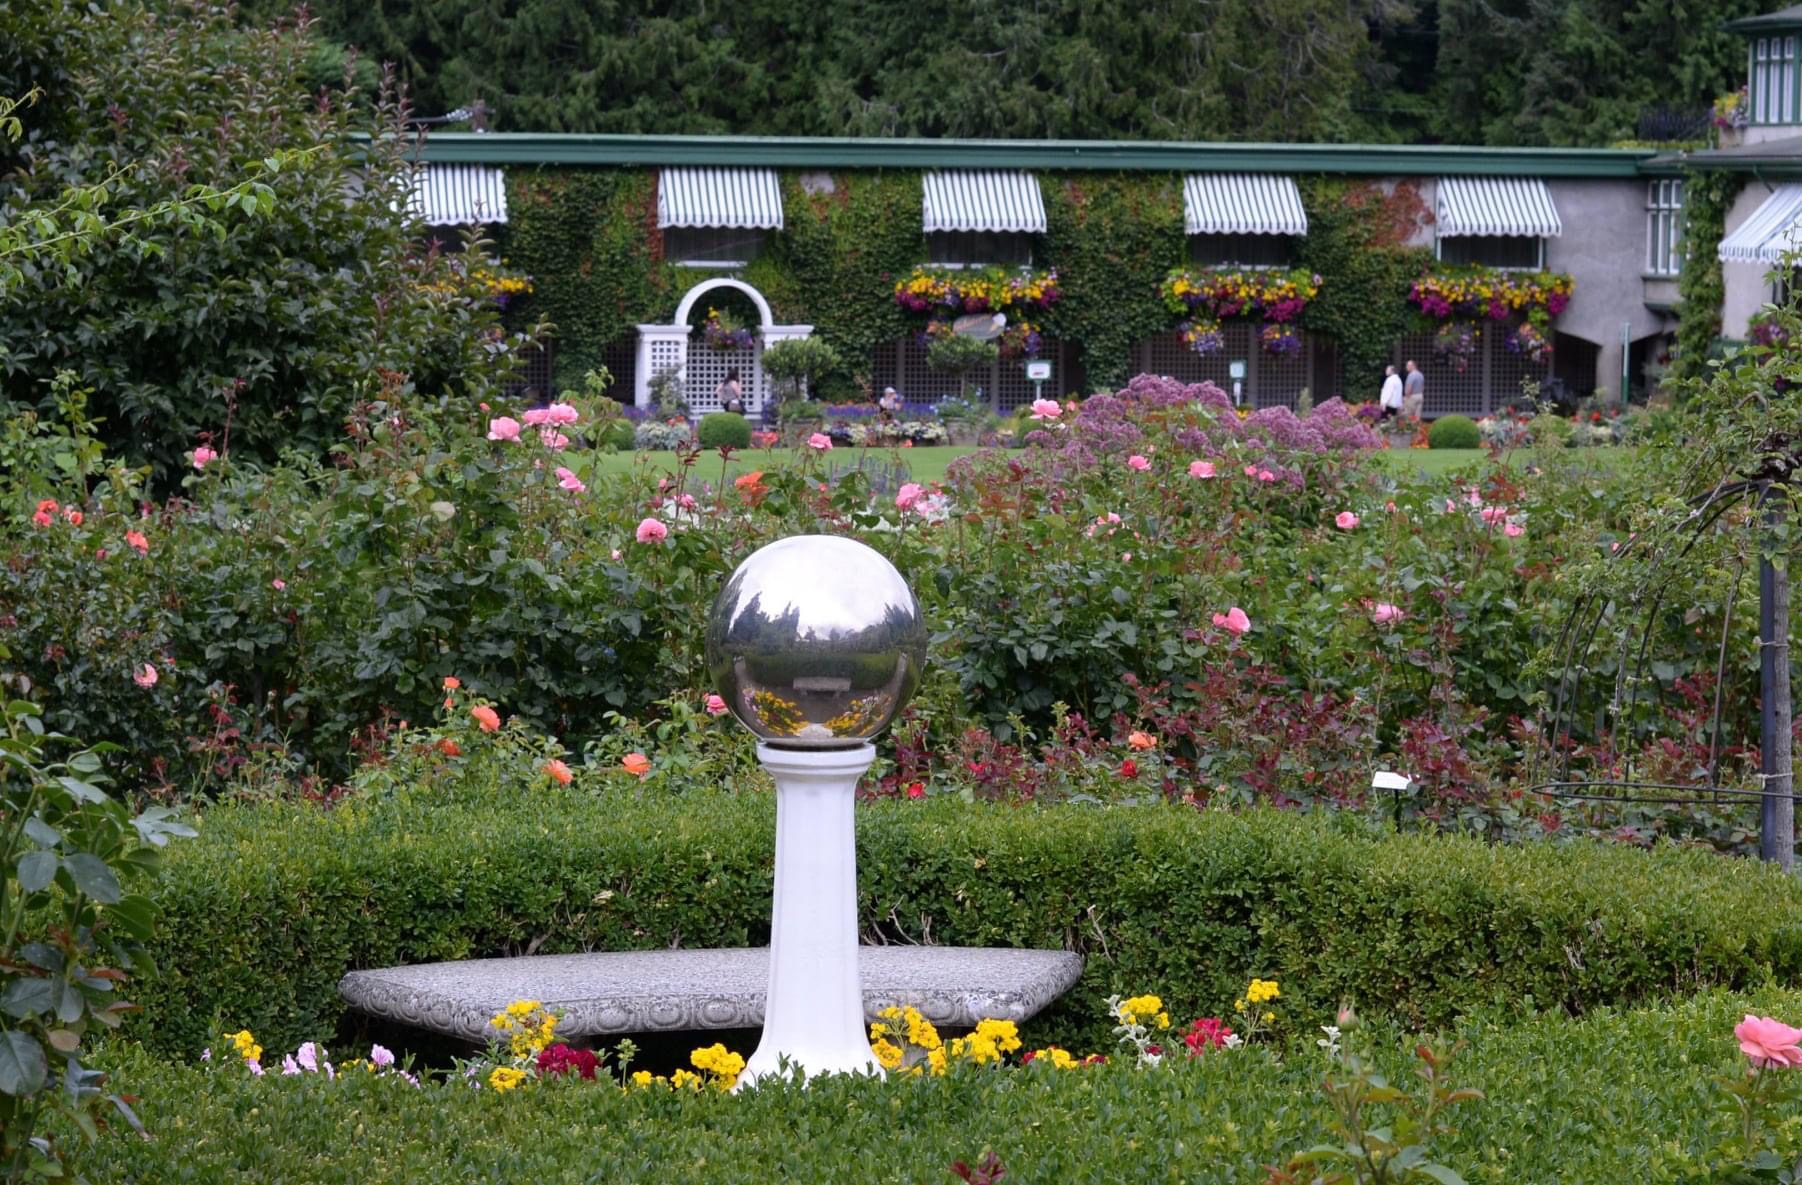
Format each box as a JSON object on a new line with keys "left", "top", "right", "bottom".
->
{"left": 736, "top": 743, "right": 883, "bottom": 1089}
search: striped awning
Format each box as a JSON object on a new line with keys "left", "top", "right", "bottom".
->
{"left": 922, "top": 170, "right": 1047, "bottom": 234}
{"left": 1720, "top": 184, "right": 1802, "bottom": 263}
{"left": 657, "top": 167, "right": 784, "bottom": 230}
{"left": 1183, "top": 173, "right": 1308, "bottom": 236}
{"left": 1435, "top": 177, "right": 1562, "bottom": 238}
{"left": 408, "top": 164, "right": 508, "bottom": 226}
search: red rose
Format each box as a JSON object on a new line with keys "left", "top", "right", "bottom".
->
{"left": 905, "top": 782, "right": 925, "bottom": 799}
{"left": 1120, "top": 759, "right": 1138, "bottom": 778}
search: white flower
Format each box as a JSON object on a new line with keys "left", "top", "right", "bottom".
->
{"left": 1317, "top": 1025, "right": 1342, "bottom": 1056}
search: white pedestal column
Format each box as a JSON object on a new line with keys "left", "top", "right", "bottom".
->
{"left": 738, "top": 742, "right": 881, "bottom": 1088}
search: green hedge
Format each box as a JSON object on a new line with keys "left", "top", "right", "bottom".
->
{"left": 1428, "top": 414, "right": 1481, "bottom": 449}
{"left": 83, "top": 988, "right": 1802, "bottom": 1182}
{"left": 135, "top": 791, "right": 1802, "bottom": 1060}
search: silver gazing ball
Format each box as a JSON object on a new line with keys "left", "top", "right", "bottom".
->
{"left": 706, "top": 535, "right": 927, "bottom": 749}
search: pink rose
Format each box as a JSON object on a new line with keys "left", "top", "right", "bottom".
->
{"left": 705, "top": 694, "right": 728, "bottom": 716}
{"left": 271, "top": 578, "right": 286, "bottom": 591}
{"left": 544, "top": 402, "right": 580, "bottom": 426}
{"left": 1127, "top": 455, "right": 1151, "bottom": 471}
{"left": 636, "top": 518, "right": 669, "bottom": 544}
{"left": 1211, "top": 607, "right": 1251, "bottom": 636}
{"left": 1189, "top": 460, "right": 1216, "bottom": 479}
{"left": 133, "top": 663, "right": 158, "bottom": 688}
{"left": 1030, "top": 398, "right": 1062, "bottom": 420}
{"left": 1335, "top": 511, "right": 1359, "bottom": 530}
{"left": 539, "top": 429, "right": 569, "bottom": 450}
{"left": 1371, "top": 602, "right": 1404, "bottom": 626}
{"left": 486, "top": 416, "right": 521, "bottom": 442}
{"left": 1257, "top": 469, "right": 1276, "bottom": 483}
{"left": 1504, "top": 523, "right": 1524, "bottom": 538}
{"left": 555, "top": 466, "right": 587, "bottom": 493}
{"left": 125, "top": 529, "right": 149, "bottom": 555}
{"left": 896, "top": 482, "right": 925, "bottom": 511}
{"left": 677, "top": 493, "right": 696, "bottom": 510}
{"left": 192, "top": 445, "right": 217, "bottom": 470}
{"left": 807, "top": 433, "right": 832, "bottom": 451}
{"left": 1385, "top": 501, "right": 1398, "bottom": 513}
{"left": 521, "top": 408, "right": 551, "bottom": 427}
{"left": 1480, "top": 506, "right": 1508, "bottom": 526}
{"left": 1736, "top": 1015, "right": 1802, "bottom": 1067}
{"left": 1243, "top": 464, "right": 1259, "bottom": 478}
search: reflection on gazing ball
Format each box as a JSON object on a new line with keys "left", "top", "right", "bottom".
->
{"left": 705, "top": 535, "right": 927, "bottom": 749}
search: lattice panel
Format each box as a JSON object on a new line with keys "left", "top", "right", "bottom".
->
{"left": 646, "top": 337, "right": 687, "bottom": 402}
{"left": 1489, "top": 337, "right": 1547, "bottom": 409}
{"left": 1141, "top": 324, "right": 1310, "bottom": 409}
{"left": 893, "top": 335, "right": 978, "bottom": 403}
{"left": 599, "top": 339, "right": 637, "bottom": 403}
{"left": 994, "top": 341, "right": 1065, "bottom": 410}
{"left": 1395, "top": 331, "right": 1485, "bottom": 417}
{"left": 685, "top": 339, "right": 761, "bottom": 415}
{"left": 1257, "top": 337, "right": 1309, "bottom": 410}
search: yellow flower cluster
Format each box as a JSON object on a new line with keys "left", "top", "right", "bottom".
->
{"left": 1408, "top": 269, "right": 1573, "bottom": 317}
{"left": 1024, "top": 1046, "right": 1081, "bottom": 1070}
{"left": 946, "top": 1018, "right": 1022, "bottom": 1066}
{"left": 489, "top": 999, "right": 559, "bottom": 1061}
{"left": 690, "top": 1043, "right": 746, "bottom": 1091}
{"left": 229, "top": 1029, "right": 262, "bottom": 1063}
{"left": 1118, "top": 994, "right": 1171, "bottom": 1030}
{"left": 487, "top": 1066, "right": 526, "bottom": 1092}
{"left": 870, "top": 1007, "right": 1019, "bottom": 1074}
{"left": 1234, "top": 978, "right": 1281, "bottom": 1029}
{"left": 1160, "top": 267, "right": 1322, "bottom": 318}
{"left": 468, "top": 267, "right": 532, "bottom": 297}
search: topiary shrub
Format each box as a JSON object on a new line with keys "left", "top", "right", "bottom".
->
{"left": 696, "top": 412, "right": 752, "bottom": 449}
{"left": 1427, "top": 414, "right": 1481, "bottom": 449}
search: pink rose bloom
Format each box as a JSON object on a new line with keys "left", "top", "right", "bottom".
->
{"left": 1465, "top": 488, "right": 1484, "bottom": 507}
{"left": 544, "top": 402, "right": 580, "bottom": 425}
{"left": 1386, "top": 501, "right": 1398, "bottom": 513}
{"left": 610, "top": 549, "right": 622, "bottom": 561}
{"left": 1504, "top": 523, "right": 1524, "bottom": 538}
{"left": 1371, "top": 602, "right": 1404, "bottom": 626}
{"left": 1335, "top": 511, "right": 1359, "bottom": 530}
{"left": 1243, "top": 464, "right": 1259, "bottom": 478}
{"left": 1737, "top": 1015, "right": 1802, "bottom": 1067}
{"left": 555, "top": 466, "right": 587, "bottom": 493}
{"left": 1030, "top": 398, "right": 1062, "bottom": 420}
{"left": 807, "top": 432, "right": 832, "bottom": 451}
{"left": 1211, "top": 607, "right": 1251, "bottom": 636}
{"left": 191, "top": 445, "right": 217, "bottom": 470}
{"left": 539, "top": 429, "right": 569, "bottom": 450}
{"left": 271, "top": 578, "right": 286, "bottom": 591}
{"left": 1189, "top": 460, "right": 1216, "bottom": 479}
{"left": 1127, "top": 455, "right": 1151, "bottom": 471}
{"left": 705, "top": 694, "right": 728, "bottom": 716}
{"left": 636, "top": 517, "right": 669, "bottom": 544}
{"left": 521, "top": 407, "right": 551, "bottom": 427}
{"left": 125, "top": 529, "right": 149, "bottom": 554}
{"left": 1257, "top": 469, "right": 1276, "bottom": 483}
{"left": 1444, "top": 498, "right": 1458, "bottom": 513}
{"left": 895, "top": 482, "right": 925, "bottom": 511}
{"left": 1121, "top": 552, "right": 1132, "bottom": 562}
{"left": 1480, "top": 506, "right": 1508, "bottom": 526}
{"left": 486, "top": 416, "right": 521, "bottom": 442}
{"left": 677, "top": 493, "right": 696, "bottom": 510}
{"left": 133, "top": 663, "right": 158, "bottom": 688}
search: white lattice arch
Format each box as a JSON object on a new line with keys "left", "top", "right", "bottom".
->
{"left": 635, "top": 277, "right": 812, "bottom": 415}
{"left": 672, "top": 277, "right": 775, "bottom": 329}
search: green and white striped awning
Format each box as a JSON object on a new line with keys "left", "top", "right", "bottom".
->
{"left": 657, "top": 167, "right": 785, "bottom": 230}
{"left": 922, "top": 170, "right": 1047, "bottom": 234}
{"left": 1719, "top": 184, "right": 1802, "bottom": 264}
{"left": 1183, "top": 173, "right": 1308, "bottom": 236}
{"left": 1435, "top": 176, "right": 1562, "bottom": 238}
{"left": 408, "top": 164, "right": 509, "bottom": 225}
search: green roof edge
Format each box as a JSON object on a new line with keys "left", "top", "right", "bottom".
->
{"left": 412, "top": 133, "right": 1657, "bottom": 178}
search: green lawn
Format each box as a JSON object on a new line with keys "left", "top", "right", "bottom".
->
{"left": 580, "top": 444, "right": 1626, "bottom": 486}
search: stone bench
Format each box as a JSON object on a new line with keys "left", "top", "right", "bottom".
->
{"left": 340, "top": 947, "right": 1084, "bottom": 1043}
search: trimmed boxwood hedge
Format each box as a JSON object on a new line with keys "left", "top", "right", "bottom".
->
{"left": 83, "top": 988, "right": 1802, "bottom": 1182}
{"left": 135, "top": 790, "right": 1802, "bottom": 1059}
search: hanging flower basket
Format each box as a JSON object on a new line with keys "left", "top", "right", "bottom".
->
{"left": 1179, "top": 319, "right": 1225, "bottom": 356}
{"left": 1505, "top": 322, "right": 1553, "bottom": 365}
{"left": 1260, "top": 323, "right": 1302, "bottom": 356}
{"left": 1433, "top": 323, "right": 1480, "bottom": 374}
{"left": 702, "top": 307, "right": 756, "bottom": 352}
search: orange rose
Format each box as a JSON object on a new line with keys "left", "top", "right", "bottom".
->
{"left": 1127, "top": 731, "right": 1156, "bottom": 751}
{"left": 471, "top": 705, "right": 501, "bottom": 733}
{"left": 435, "top": 737, "right": 462, "bottom": 758}
{"left": 544, "top": 759, "right": 573, "bottom": 785}
{"left": 621, "top": 752, "right": 651, "bottom": 778}
{"left": 443, "top": 676, "right": 461, "bottom": 691}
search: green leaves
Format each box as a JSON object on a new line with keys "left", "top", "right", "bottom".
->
{"left": 0, "top": 1031, "right": 46, "bottom": 1097}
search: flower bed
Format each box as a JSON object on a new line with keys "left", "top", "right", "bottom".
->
{"left": 76, "top": 988, "right": 1802, "bottom": 1184}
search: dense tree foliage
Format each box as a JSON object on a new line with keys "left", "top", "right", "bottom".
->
{"left": 0, "top": 0, "right": 537, "bottom": 484}
{"left": 249, "top": 0, "right": 1770, "bottom": 146}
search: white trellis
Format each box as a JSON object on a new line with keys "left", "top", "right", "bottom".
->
{"left": 635, "top": 278, "right": 812, "bottom": 417}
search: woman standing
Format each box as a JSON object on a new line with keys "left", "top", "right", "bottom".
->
{"left": 716, "top": 368, "right": 745, "bottom": 415}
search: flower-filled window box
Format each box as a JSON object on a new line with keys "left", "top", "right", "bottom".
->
{"left": 893, "top": 265, "right": 1061, "bottom": 316}
{"left": 1159, "top": 267, "right": 1321, "bottom": 356}
{"left": 1407, "top": 265, "right": 1573, "bottom": 370}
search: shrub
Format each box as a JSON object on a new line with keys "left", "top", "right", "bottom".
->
{"left": 133, "top": 788, "right": 1802, "bottom": 1061}
{"left": 633, "top": 420, "right": 694, "bottom": 450}
{"left": 1427, "top": 415, "right": 1481, "bottom": 449}
{"left": 760, "top": 338, "right": 841, "bottom": 403}
{"left": 599, "top": 418, "right": 636, "bottom": 451}
{"left": 696, "top": 413, "right": 752, "bottom": 450}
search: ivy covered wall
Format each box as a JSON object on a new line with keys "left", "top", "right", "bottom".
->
{"left": 499, "top": 166, "right": 1519, "bottom": 400}
{"left": 1672, "top": 168, "right": 1743, "bottom": 386}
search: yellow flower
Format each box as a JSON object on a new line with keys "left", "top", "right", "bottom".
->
{"left": 926, "top": 1047, "right": 948, "bottom": 1076}
{"left": 691, "top": 1043, "right": 746, "bottom": 1090}
{"left": 629, "top": 1070, "right": 657, "bottom": 1088}
{"left": 1263, "top": 1011, "right": 1276, "bottom": 1023}
{"left": 974, "top": 1018, "right": 1022, "bottom": 1053}
{"left": 1155, "top": 1011, "right": 1170, "bottom": 1030}
{"left": 1245, "top": 978, "right": 1281, "bottom": 1005}
{"left": 1120, "top": 994, "right": 1164, "bottom": 1025}
{"left": 506, "top": 999, "right": 541, "bottom": 1018}
{"left": 487, "top": 1066, "right": 526, "bottom": 1092}
{"left": 871, "top": 1038, "right": 903, "bottom": 1070}
{"left": 671, "top": 1068, "right": 703, "bottom": 1090}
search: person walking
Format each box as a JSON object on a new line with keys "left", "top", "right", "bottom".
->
{"left": 1379, "top": 365, "right": 1403, "bottom": 422}
{"left": 716, "top": 368, "right": 745, "bottom": 415}
{"left": 1402, "top": 359, "right": 1425, "bottom": 421}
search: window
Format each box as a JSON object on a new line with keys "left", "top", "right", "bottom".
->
{"left": 1188, "top": 233, "right": 1295, "bottom": 268}
{"left": 1753, "top": 36, "right": 1798, "bottom": 124}
{"left": 926, "top": 230, "right": 1034, "bottom": 268}
{"left": 1645, "top": 180, "right": 1685, "bottom": 277}
{"left": 663, "top": 226, "right": 767, "bottom": 267}
{"left": 1436, "top": 235, "right": 1544, "bottom": 269}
